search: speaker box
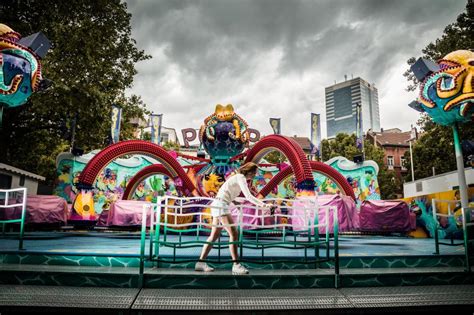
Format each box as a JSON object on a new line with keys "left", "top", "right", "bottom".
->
{"left": 353, "top": 154, "right": 364, "bottom": 164}
{"left": 17, "top": 32, "right": 51, "bottom": 59}
{"left": 408, "top": 100, "right": 425, "bottom": 113}
{"left": 410, "top": 58, "right": 440, "bottom": 82}
{"left": 72, "top": 147, "right": 84, "bottom": 157}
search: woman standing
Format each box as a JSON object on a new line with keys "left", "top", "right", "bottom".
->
{"left": 195, "top": 162, "right": 271, "bottom": 274}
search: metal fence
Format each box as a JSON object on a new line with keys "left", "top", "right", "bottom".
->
{"left": 138, "top": 195, "right": 340, "bottom": 287}
{"left": 432, "top": 199, "right": 473, "bottom": 271}
{"left": 0, "top": 188, "right": 27, "bottom": 250}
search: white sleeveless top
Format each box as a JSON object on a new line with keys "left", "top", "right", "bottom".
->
{"left": 215, "top": 173, "right": 265, "bottom": 207}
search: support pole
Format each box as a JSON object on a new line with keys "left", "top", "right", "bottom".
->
{"left": 452, "top": 123, "right": 469, "bottom": 208}
{"left": 409, "top": 140, "right": 415, "bottom": 182}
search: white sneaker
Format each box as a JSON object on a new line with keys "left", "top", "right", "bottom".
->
{"left": 195, "top": 261, "right": 214, "bottom": 272}
{"left": 232, "top": 263, "right": 249, "bottom": 275}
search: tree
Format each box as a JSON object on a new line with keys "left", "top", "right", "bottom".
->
{"left": 162, "top": 141, "right": 180, "bottom": 152}
{"left": 263, "top": 150, "right": 288, "bottom": 164}
{"left": 403, "top": 1, "right": 474, "bottom": 91}
{"left": 321, "top": 133, "right": 402, "bottom": 199}
{"left": 0, "top": 0, "right": 150, "bottom": 183}
{"left": 402, "top": 114, "right": 474, "bottom": 181}
{"left": 401, "top": 0, "right": 474, "bottom": 180}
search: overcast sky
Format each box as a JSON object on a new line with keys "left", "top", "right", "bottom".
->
{"left": 125, "top": 0, "right": 466, "bottom": 144}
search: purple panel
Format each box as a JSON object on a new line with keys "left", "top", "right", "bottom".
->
{"left": 359, "top": 199, "right": 412, "bottom": 232}
{"left": 290, "top": 195, "right": 357, "bottom": 233}
{"left": 230, "top": 203, "right": 283, "bottom": 230}
{"left": 107, "top": 200, "right": 153, "bottom": 226}
{"left": 0, "top": 195, "right": 67, "bottom": 224}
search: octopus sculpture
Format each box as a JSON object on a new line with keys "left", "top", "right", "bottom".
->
{"left": 199, "top": 104, "right": 249, "bottom": 144}
{"left": 0, "top": 24, "right": 49, "bottom": 110}
{"left": 417, "top": 50, "right": 474, "bottom": 125}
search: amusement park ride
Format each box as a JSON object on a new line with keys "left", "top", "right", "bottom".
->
{"left": 68, "top": 103, "right": 359, "bottom": 223}
{"left": 1, "top": 24, "right": 474, "bottom": 312}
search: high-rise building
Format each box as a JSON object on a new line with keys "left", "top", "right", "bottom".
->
{"left": 325, "top": 77, "right": 380, "bottom": 138}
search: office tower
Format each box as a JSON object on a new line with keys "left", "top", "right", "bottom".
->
{"left": 325, "top": 77, "right": 380, "bottom": 138}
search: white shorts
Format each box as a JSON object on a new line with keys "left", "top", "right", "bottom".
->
{"left": 210, "top": 199, "right": 230, "bottom": 217}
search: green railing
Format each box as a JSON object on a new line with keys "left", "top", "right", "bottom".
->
{"left": 0, "top": 188, "right": 27, "bottom": 250}
{"left": 462, "top": 207, "right": 473, "bottom": 272}
{"left": 432, "top": 199, "right": 473, "bottom": 272}
{"left": 139, "top": 195, "right": 340, "bottom": 287}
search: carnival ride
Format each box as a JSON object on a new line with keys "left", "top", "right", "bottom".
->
{"left": 0, "top": 24, "right": 50, "bottom": 125}
{"left": 71, "top": 104, "right": 356, "bottom": 224}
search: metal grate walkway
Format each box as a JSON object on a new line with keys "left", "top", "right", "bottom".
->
{"left": 1, "top": 284, "right": 473, "bottom": 314}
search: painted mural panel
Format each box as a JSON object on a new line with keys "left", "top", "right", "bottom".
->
{"left": 254, "top": 157, "right": 380, "bottom": 204}
{"left": 54, "top": 151, "right": 178, "bottom": 219}
{"left": 402, "top": 187, "right": 474, "bottom": 238}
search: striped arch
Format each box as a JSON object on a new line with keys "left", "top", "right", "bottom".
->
{"left": 77, "top": 140, "right": 196, "bottom": 195}
{"left": 122, "top": 164, "right": 175, "bottom": 200}
{"left": 244, "top": 135, "right": 314, "bottom": 188}
{"left": 258, "top": 161, "right": 356, "bottom": 200}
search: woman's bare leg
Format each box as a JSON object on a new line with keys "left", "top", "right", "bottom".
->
{"left": 199, "top": 216, "right": 222, "bottom": 261}
{"left": 220, "top": 214, "right": 239, "bottom": 263}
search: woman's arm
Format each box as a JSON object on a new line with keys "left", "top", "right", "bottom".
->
{"left": 236, "top": 175, "right": 266, "bottom": 207}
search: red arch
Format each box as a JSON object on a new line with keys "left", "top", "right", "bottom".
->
{"left": 122, "top": 164, "right": 175, "bottom": 200}
{"left": 244, "top": 135, "right": 314, "bottom": 186}
{"left": 258, "top": 161, "right": 356, "bottom": 200}
{"left": 77, "top": 140, "right": 196, "bottom": 195}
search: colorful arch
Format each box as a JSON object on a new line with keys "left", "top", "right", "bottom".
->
{"left": 122, "top": 164, "right": 175, "bottom": 200}
{"left": 258, "top": 161, "right": 356, "bottom": 200}
{"left": 77, "top": 140, "right": 196, "bottom": 195}
{"left": 244, "top": 135, "right": 314, "bottom": 189}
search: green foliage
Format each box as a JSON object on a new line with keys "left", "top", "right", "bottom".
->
{"left": 263, "top": 150, "right": 288, "bottom": 164}
{"left": 162, "top": 141, "right": 180, "bottom": 152}
{"left": 402, "top": 114, "right": 474, "bottom": 181}
{"left": 400, "top": 1, "right": 474, "bottom": 188}
{"left": 0, "top": 0, "right": 150, "bottom": 182}
{"left": 321, "top": 133, "right": 402, "bottom": 199}
{"left": 403, "top": 1, "right": 474, "bottom": 91}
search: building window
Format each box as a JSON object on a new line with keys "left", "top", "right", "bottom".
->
{"left": 19, "top": 175, "right": 26, "bottom": 186}
{"left": 416, "top": 182, "right": 423, "bottom": 192}
{"left": 401, "top": 157, "right": 407, "bottom": 170}
{"left": 387, "top": 156, "right": 394, "bottom": 170}
{"left": 0, "top": 174, "right": 12, "bottom": 189}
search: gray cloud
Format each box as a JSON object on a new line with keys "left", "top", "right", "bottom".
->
{"left": 126, "top": 0, "right": 467, "bottom": 142}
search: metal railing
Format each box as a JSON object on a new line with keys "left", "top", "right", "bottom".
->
{"left": 139, "top": 195, "right": 340, "bottom": 287}
{"left": 461, "top": 207, "right": 473, "bottom": 272}
{"left": 0, "top": 188, "right": 27, "bottom": 250}
{"left": 432, "top": 199, "right": 473, "bottom": 272}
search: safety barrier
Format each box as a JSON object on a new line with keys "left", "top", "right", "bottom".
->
{"left": 138, "top": 196, "right": 340, "bottom": 287}
{"left": 462, "top": 207, "right": 474, "bottom": 272}
{"left": 0, "top": 188, "right": 27, "bottom": 250}
{"left": 432, "top": 199, "right": 473, "bottom": 271}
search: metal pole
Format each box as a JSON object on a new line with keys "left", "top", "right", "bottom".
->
{"left": 139, "top": 204, "right": 148, "bottom": 288}
{"left": 452, "top": 123, "right": 469, "bottom": 208}
{"left": 409, "top": 140, "right": 415, "bottom": 182}
{"left": 0, "top": 105, "right": 3, "bottom": 128}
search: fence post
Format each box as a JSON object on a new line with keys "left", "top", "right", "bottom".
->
{"left": 462, "top": 207, "right": 472, "bottom": 272}
{"left": 138, "top": 204, "right": 148, "bottom": 289}
{"left": 333, "top": 206, "right": 340, "bottom": 288}
{"left": 18, "top": 188, "right": 27, "bottom": 250}
{"left": 433, "top": 199, "right": 440, "bottom": 255}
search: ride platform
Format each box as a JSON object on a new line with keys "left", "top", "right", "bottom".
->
{"left": 0, "top": 231, "right": 473, "bottom": 314}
